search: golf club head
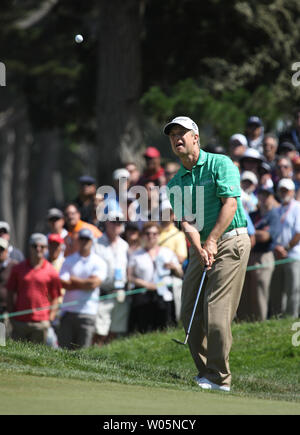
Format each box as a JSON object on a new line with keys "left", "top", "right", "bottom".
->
{"left": 172, "top": 338, "right": 186, "bottom": 346}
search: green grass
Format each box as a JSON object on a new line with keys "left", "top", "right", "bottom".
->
{"left": 0, "top": 318, "right": 300, "bottom": 407}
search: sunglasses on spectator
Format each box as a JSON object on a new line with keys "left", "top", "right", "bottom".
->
{"left": 0, "top": 247, "right": 6, "bottom": 252}
{"left": 31, "top": 244, "right": 47, "bottom": 250}
{"left": 48, "top": 217, "right": 61, "bottom": 222}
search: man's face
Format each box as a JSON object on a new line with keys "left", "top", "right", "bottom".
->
{"left": 64, "top": 206, "right": 80, "bottom": 227}
{"left": 263, "top": 138, "right": 277, "bottom": 158}
{"left": 29, "top": 243, "right": 47, "bottom": 262}
{"left": 144, "top": 156, "right": 160, "bottom": 171}
{"left": 126, "top": 164, "right": 140, "bottom": 184}
{"left": 105, "top": 221, "right": 124, "bottom": 238}
{"left": 78, "top": 237, "right": 93, "bottom": 253}
{"left": 169, "top": 126, "right": 199, "bottom": 158}
{"left": 277, "top": 159, "right": 292, "bottom": 178}
{"left": 48, "top": 217, "right": 65, "bottom": 232}
{"left": 246, "top": 124, "right": 262, "bottom": 139}
{"left": 0, "top": 230, "right": 9, "bottom": 241}
{"left": 278, "top": 187, "right": 294, "bottom": 204}
{"left": 80, "top": 182, "right": 96, "bottom": 197}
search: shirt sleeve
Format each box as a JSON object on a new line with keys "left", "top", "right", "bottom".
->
{"left": 92, "top": 258, "right": 108, "bottom": 283}
{"left": 215, "top": 157, "right": 241, "bottom": 198}
{"left": 48, "top": 269, "right": 62, "bottom": 300}
{"left": 294, "top": 204, "right": 300, "bottom": 234}
{"left": 59, "top": 259, "right": 71, "bottom": 281}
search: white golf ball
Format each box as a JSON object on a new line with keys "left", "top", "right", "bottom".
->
{"left": 75, "top": 34, "right": 83, "bottom": 43}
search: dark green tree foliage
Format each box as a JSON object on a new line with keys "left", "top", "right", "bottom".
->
{"left": 141, "top": 0, "right": 300, "bottom": 143}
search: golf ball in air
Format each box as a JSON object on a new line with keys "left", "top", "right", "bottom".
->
{"left": 75, "top": 34, "right": 83, "bottom": 43}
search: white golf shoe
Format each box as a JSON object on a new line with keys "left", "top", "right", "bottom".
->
{"left": 194, "top": 376, "right": 230, "bottom": 392}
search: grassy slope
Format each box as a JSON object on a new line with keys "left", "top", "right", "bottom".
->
{"left": 0, "top": 318, "right": 300, "bottom": 404}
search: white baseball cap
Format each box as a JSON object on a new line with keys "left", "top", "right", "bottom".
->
{"left": 0, "top": 221, "right": 10, "bottom": 233}
{"left": 230, "top": 134, "right": 248, "bottom": 148}
{"left": 112, "top": 168, "right": 130, "bottom": 181}
{"left": 163, "top": 116, "right": 199, "bottom": 135}
{"left": 241, "top": 171, "right": 258, "bottom": 185}
{"left": 277, "top": 178, "right": 295, "bottom": 191}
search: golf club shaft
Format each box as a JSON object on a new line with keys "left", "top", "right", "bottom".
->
{"left": 185, "top": 266, "right": 207, "bottom": 337}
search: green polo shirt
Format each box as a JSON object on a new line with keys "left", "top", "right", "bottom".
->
{"left": 167, "top": 149, "right": 247, "bottom": 241}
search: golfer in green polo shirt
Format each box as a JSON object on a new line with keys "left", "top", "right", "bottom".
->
{"left": 164, "top": 116, "right": 251, "bottom": 392}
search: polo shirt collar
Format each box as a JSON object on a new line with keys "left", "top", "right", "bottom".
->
{"left": 178, "top": 149, "right": 207, "bottom": 177}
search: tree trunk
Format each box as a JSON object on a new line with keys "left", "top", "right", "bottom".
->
{"left": 28, "top": 129, "right": 62, "bottom": 236}
{"left": 96, "top": 0, "right": 144, "bottom": 185}
{"left": 0, "top": 92, "right": 31, "bottom": 252}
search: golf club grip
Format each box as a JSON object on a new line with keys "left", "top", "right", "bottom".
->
{"left": 186, "top": 267, "right": 207, "bottom": 335}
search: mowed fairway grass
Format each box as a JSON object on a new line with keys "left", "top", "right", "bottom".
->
{"left": 0, "top": 318, "right": 300, "bottom": 414}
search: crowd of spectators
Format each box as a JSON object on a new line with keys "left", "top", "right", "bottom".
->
{"left": 1, "top": 110, "right": 300, "bottom": 349}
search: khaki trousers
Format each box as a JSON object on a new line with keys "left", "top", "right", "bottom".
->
{"left": 181, "top": 233, "right": 250, "bottom": 388}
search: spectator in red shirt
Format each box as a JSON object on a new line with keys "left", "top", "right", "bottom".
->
{"left": 138, "top": 147, "right": 166, "bottom": 187}
{"left": 6, "top": 233, "right": 62, "bottom": 344}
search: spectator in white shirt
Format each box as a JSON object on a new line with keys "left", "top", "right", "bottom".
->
{"left": 58, "top": 228, "right": 107, "bottom": 349}
{"left": 93, "top": 210, "right": 129, "bottom": 347}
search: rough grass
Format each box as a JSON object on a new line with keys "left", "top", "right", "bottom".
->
{"left": 0, "top": 318, "right": 300, "bottom": 403}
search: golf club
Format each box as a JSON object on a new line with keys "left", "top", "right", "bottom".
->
{"left": 172, "top": 266, "right": 208, "bottom": 346}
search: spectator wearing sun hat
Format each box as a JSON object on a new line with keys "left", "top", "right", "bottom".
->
{"left": 228, "top": 134, "right": 248, "bottom": 160}
{"left": 6, "top": 233, "right": 62, "bottom": 344}
{"left": 239, "top": 148, "right": 264, "bottom": 178}
{"left": 0, "top": 221, "right": 24, "bottom": 263}
{"left": 240, "top": 171, "right": 259, "bottom": 213}
{"left": 268, "top": 178, "right": 300, "bottom": 318}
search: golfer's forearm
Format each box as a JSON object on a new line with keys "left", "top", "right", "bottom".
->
{"left": 181, "top": 221, "right": 202, "bottom": 250}
{"left": 207, "top": 198, "right": 237, "bottom": 242}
